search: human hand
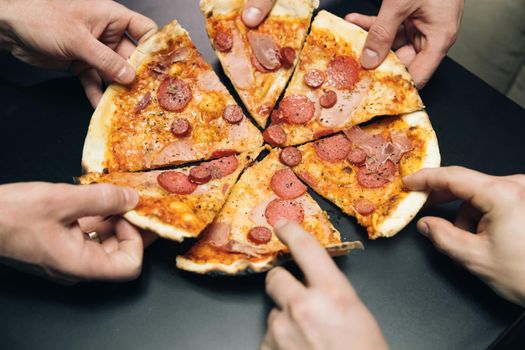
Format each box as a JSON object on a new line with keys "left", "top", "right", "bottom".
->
{"left": 345, "top": 0, "right": 464, "bottom": 89}
{"left": 404, "top": 167, "right": 525, "bottom": 306}
{"left": 261, "top": 220, "right": 387, "bottom": 350}
{"left": 0, "top": 182, "right": 153, "bottom": 283}
{"left": 242, "top": 0, "right": 276, "bottom": 28}
{"left": 0, "top": 0, "right": 157, "bottom": 107}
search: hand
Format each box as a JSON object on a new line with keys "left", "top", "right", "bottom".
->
{"left": 0, "top": 0, "right": 157, "bottom": 107}
{"left": 404, "top": 167, "right": 525, "bottom": 306}
{"left": 242, "top": 0, "right": 276, "bottom": 28}
{"left": 261, "top": 220, "right": 387, "bottom": 350}
{"left": 0, "top": 182, "right": 153, "bottom": 283}
{"left": 345, "top": 0, "right": 464, "bottom": 89}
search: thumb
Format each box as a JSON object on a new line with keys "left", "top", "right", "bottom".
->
{"left": 360, "top": 7, "right": 407, "bottom": 69}
{"left": 60, "top": 184, "right": 139, "bottom": 222}
{"left": 77, "top": 33, "right": 136, "bottom": 85}
{"left": 418, "top": 216, "right": 484, "bottom": 269}
{"left": 242, "top": 0, "right": 277, "bottom": 28}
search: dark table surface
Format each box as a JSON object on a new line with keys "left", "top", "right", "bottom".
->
{"left": 1, "top": 0, "right": 525, "bottom": 349}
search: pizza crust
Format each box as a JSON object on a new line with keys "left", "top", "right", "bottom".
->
{"left": 124, "top": 211, "right": 196, "bottom": 242}
{"left": 374, "top": 111, "right": 441, "bottom": 238}
{"left": 200, "top": 0, "right": 319, "bottom": 18}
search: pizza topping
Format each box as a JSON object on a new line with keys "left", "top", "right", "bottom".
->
{"left": 167, "top": 47, "right": 191, "bottom": 63}
{"left": 158, "top": 77, "right": 192, "bottom": 112}
{"left": 213, "top": 30, "right": 233, "bottom": 52}
{"left": 210, "top": 149, "right": 237, "bottom": 159}
{"left": 263, "top": 124, "right": 286, "bottom": 146}
{"left": 314, "top": 134, "right": 351, "bottom": 162}
{"left": 247, "top": 226, "right": 272, "bottom": 245}
{"left": 326, "top": 55, "right": 360, "bottom": 90}
{"left": 188, "top": 165, "right": 212, "bottom": 185}
{"left": 171, "top": 118, "right": 192, "bottom": 137}
{"left": 319, "top": 90, "right": 337, "bottom": 108}
{"left": 296, "top": 171, "right": 317, "bottom": 187}
{"left": 304, "top": 69, "right": 325, "bottom": 88}
{"left": 224, "top": 29, "right": 254, "bottom": 90}
{"left": 270, "top": 168, "right": 307, "bottom": 200}
{"left": 157, "top": 171, "right": 197, "bottom": 195}
{"left": 265, "top": 199, "right": 305, "bottom": 226}
{"left": 222, "top": 105, "right": 244, "bottom": 124}
{"left": 152, "top": 141, "right": 198, "bottom": 167}
{"left": 197, "top": 70, "right": 225, "bottom": 92}
{"left": 134, "top": 92, "right": 151, "bottom": 113}
{"left": 257, "top": 104, "right": 273, "bottom": 118}
{"left": 247, "top": 31, "right": 281, "bottom": 71}
{"left": 347, "top": 148, "right": 367, "bottom": 165}
{"left": 270, "top": 109, "right": 286, "bottom": 124}
{"left": 354, "top": 199, "right": 376, "bottom": 216}
{"left": 279, "top": 47, "right": 296, "bottom": 68}
{"left": 279, "top": 147, "right": 302, "bottom": 167}
{"left": 202, "top": 222, "right": 231, "bottom": 246}
{"left": 313, "top": 128, "right": 335, "bottom": 139}
{"left": 319, "top": 79, "right": 369, "bottom": 127}
{"left": 280, "top": 95, "right": 315, "bottom": 124}
{"left": 251, "top": 54, "right": 271, "bottom": 73}
{"left": 204, "top": 155, "right": 239, "bottom": 179}
{"left": 150, "top": 61, "right": 169, "bottom": 77}
{"left": 357, "top": 160, "right": 397, "bottom": 188}
{"left": 390, "top": 130, "right": 414, "bottom": 161}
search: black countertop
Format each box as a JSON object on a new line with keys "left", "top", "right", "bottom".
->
{"left": 1, "top": 1, "right": 524, "bottom": 349}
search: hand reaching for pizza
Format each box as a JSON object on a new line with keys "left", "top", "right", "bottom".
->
{"left": 345, "top": 0, "right": 464, "bottom": 89}
{"left": 261, "top": 220, "right": 387, "bottom": 350}
{"left": 242, "top": 0, "right": 277, "bottom": 28}
{"left": 0, "top": 182, "right": 154, "bottom": 283}
{"left": 0, "top": 0, "right": 157, "bottom": 107}
{"left": 404, "top": 167, "right": 525, "bottom": 306}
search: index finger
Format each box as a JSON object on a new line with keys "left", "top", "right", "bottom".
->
{"left": 242, "top": 0, "right": 277, "bottom": 28}
{"left": 113, "top": 2, "right": 157, "bottom": 43}
{"left": 274, "top": 220, "right": 349, "bottom": 288}
{"left": 403, "top": 166, "right": 496, "bottom": 213}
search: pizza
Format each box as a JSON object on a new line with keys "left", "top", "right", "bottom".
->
{"left": 82, "top": 20, "right": 262, "bottom": 173}
{"left": 176, "top": 148, "right": 363, "bottom": 274}
{"left": 200, "top": 0, "right": 318, "bottom": 128}
{"left": 79, "top": 150, "right": 260, "bottom": 241}
{"left": 291, "top": 112, "right": 440, "bottom": 239}
{"left": 262, "top": 10, "right": 424, "bottom": 147}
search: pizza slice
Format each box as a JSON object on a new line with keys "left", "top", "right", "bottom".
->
{"left": 79, "top": 150, "right": 261, "bottom": 241}
{"left": 82, "top": 20, "right": 262, "bottom": 173}
{"left": 200, "top": 0, "right": 318, "bottom": 128}
{"left": 263, "top": 10, "right": 425, "bottom": 147}
{"left": 176, "top": 148, "right": 363, "bottom": 275}
{"left": 288, "top": 111, "right": 440, "bottom": 239}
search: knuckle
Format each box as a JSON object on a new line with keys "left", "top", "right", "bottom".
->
{"left": 369, "top": 23, "right": 395, "bottom": 45}
{"left": 288, "top": 297, "right": 312, "bottom": 323}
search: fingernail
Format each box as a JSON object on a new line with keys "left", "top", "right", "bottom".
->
{"left": 123, "top": 188, "right": 139, "bottom": 209}
{"left": 346, "top": 13, "right": 358, "bottom": 22}
{"left": 361, "top": 48, "right": 379, "bottom": 69}
{"left": 244, "top": 7, "right": 262, "bottom": 26}
{"left": 117, "top": 65, "right": 135, "bottom": 84}
{"left": 418, "top": 221, "right": 429, "bottom": 237}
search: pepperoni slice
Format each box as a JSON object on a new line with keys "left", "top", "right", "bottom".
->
{"left": 189, "top": 165, "right": 212, "bottom": 185}
{"left": 171, "top": 118, "right": 191, "bottom": 137}
{"left": 354, "top": 199, "right": 376, "bottom": 216}
{"left": 214, "top": 30, "right": 233, "bottom": 52}
{"left": 222, "top": 105, "right": 244, "bottom": 124}
{"left": 327, "top": 55, "right": 360, "bottom": 90}
{"left": 319, "top": 90, "right": 337, "bottom": 108}
{"left": 304, "top": 69, "right": 325, "bottom": 88}
{"left": 357, "top": 160, "right": 397, "bottom": 188}
{"left": 297, "top": 171, "right": 317, "bottom": 187}
{"left": 157, "top": 171, "right": 197, "bottom": 195}
{"left": 347, "top": 148, "right": 367, "bottom": 165}
{"left": 134, "top": 92, "right": 151, "bottom": 113}
{"left": 210, "top": 149, "right": 237, "bottom": 159}
{"left": 279, "top": 147, "right": 302, "bottom": 167}
{"left": 204, "top": 155, "right": 239, "bottom": 179}
{"left": 280, "top": 95, "right": 315, "bottom": 124}
{"left": 280, "top": 47, "right": 296, "bottom": 68}
{"left": 314, "top": 134, "right": 351, "bottom": 162}
{"left": 270, "top": 109, "right": 286, "bottom": 124}
{"left": 158, "top": 77, "right": 192, "bottom": 112}
{"left": 247, "top": 226, "right": 272, "bottom": 245}
{"left": 313, "top": 128, "right": 335, "bottom": 139}
{"left": 265, "top": 199, "right": 305, "bottom": 227}
{"left": 263, "top": 124, "right": 286, "bottom": 146}
{"left": 270, "top": 168, "right": 307, "bottom": 200}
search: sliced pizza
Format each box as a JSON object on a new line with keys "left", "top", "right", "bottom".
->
{"left": 176, "top": 148, "right": 363, "bottom": 275}
{"left": 289, "top": 111, "right": 440, "bottom": 239}
{"left": 263, "top": 10, "right": 424, "bottom": 147}
{"left": 200, "top": 0, "right": 318, "bottom": 128}
{"left": 82, "top": 20, "right": 262, "bottom": 173}
{"left": 79, "top": 150, "right": 260, "bottom": 241}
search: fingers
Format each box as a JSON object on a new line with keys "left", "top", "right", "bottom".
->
{"left": 357, "top": 3, "right": 412, "bottom": 69}
{"left": 123, "top": 10, "right": 157, "bottom": 43}
{"left": 140, "top": 230, "right": 158, "bottom": 248}
{"left": 403, "top": 167, "right": 496, "bottom": 213}
{"left": 417, "top": 216, "right": 484, "bottom": 268}
{"left": 345, "top": 13, "right": 408, "bottom": 50}
{"left": 242, "top": 0, "right": 277, "bottom": 28}
{"left": 58, "top": 184, "right": 139, "bottom": 223}
{"left": 407, "top": 45, "right": 446, "bottom": 89}
{"left": 266, "top": 266, "right": 306, "bottom": 309}
{"left": 78, "top": 68, "right": 103, "bottom": 107}
{"left": 274, "top": 220, "right": 348, "bottom": 288}
{"left": 394, "top": 44, "right": 416, "bottom": 67}
{"left": 454, "top": 202, "right": 482, "bottom": 233}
